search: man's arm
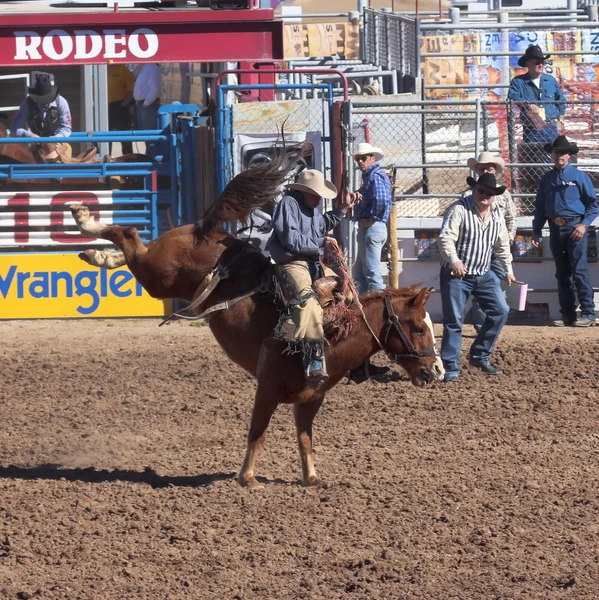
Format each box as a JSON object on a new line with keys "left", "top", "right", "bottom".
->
{"left": 502, "top": 190, "right": 518, "bottom": 242}
{"left": 579, "top": 172, "right": 598, "bottom": 228}
{"left": 532, "top": 180, "right": 547, "bottom": 235}
{"left": 144, "top": 66, "right": 161, "bottom": 106}
{"left": 507, "top": 77, "right": 524, "bottom": 103}
{"left": 438, "top": 204, "right": 464, "bottom": 267}
{"left": 51, "top": 97, "right": 72, "bottom": 138}
{"left": 492, "top": 221, "right": 514, "bottom": 277}
{"left": 11, "top": 100, "right": 33, "bottom": 137}
{"left": 554, "top": 80, "right": 567, "bottom": 117}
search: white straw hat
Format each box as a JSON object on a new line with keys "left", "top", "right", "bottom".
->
{"left": 287, "top": 169, "right": 338, "bottom": 199}
{"left": 467, "top": 151, "right": 505, "bottom": 176}
{"left": 352, "top": 142, "right": 384, "bottom": 162}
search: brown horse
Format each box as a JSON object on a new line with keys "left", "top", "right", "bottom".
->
{"left": 70, "top": 153, "right": 444, "bottom": 488}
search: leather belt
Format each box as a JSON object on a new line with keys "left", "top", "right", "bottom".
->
{"left": 551, "top": 216, "right": 581, "bottom": 227}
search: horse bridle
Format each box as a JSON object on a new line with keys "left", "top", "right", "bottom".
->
{"left": 380, "top": 295, "right": 438, "bottom": 361}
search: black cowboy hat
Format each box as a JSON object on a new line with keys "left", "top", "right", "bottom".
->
{"left": 466, "top": 172, "right": 506, "bottom": 196}
{"left": 28, "top": 73, "right": 60, "bottom": 105}
{"left": 518, "top": 44, "right": 551, "bottom": 68}
{"left": 544, "top": 135, "right": 579, "bottom": 155}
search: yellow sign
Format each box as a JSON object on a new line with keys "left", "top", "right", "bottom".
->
{"left": 0, "top": 254, "right": 169, "bottom": 319}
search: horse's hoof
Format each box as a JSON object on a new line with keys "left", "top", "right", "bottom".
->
{"left": 71, "top": 204, "right": 89, "bottom": 221}
{"left": 303, "top": 475, "right": 321, "bottom": 487}
{"left": 78, "top": 249, "right": 97, "bottom": 265}
{"left": 238, "top": 475, "right": 264, "bottom": 490}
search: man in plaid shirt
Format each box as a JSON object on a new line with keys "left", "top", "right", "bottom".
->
{"left": 348, "top": 142, "right": 393, "bottom": 381}
{"left": 350, "top": 142, "right": 393, "bottom": 293}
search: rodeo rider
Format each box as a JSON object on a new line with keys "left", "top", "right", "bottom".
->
{"left": 269, "top": 169, "right": 356, "bottom": 387}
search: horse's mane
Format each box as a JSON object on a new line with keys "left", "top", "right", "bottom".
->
{"left": 193, "top": 141, "right": 310, "bottom": 240}
{"left": 359, "top": 285, "right": 423, "bottom": 305}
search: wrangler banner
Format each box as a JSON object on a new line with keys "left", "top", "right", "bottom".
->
{"left": 0, "top": 254, "right": 168, "bottom": 319}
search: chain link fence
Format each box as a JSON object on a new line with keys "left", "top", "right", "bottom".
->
{"left": 350, "top": 98, "right": 599, "bottom": 218}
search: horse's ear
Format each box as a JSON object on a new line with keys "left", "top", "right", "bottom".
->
{"left": 410, "top": 287, "right": 433, "bottom": 307}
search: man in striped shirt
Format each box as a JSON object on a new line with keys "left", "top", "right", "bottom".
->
{"left": 438, "top": 173, "right": 517, "bottom": 383}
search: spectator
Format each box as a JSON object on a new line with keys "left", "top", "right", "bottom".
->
{"left": 108, "top": 63, "right": 135, "bottom": 155}
{"left": 532, "top": 136, "right": 598, "bottom": 327}
{"left": 133, "top": 63, "right": 161, "bottom": 158}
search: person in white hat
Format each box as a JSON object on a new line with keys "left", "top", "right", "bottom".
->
{"left": 269, "top": 169, "right": 356, "bottom": 387}
{"left": 12, "top": 73, "right": 72, "bottom": 140}
{"left": 465, "top": 152, "right": 518, "bottom": 331}
{"left": 347, "top": 142, "right": 393, "bottom": 380}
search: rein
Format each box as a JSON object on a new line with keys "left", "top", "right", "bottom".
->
{"left": 361, "top": 294, "right": 438, "bottom": 362}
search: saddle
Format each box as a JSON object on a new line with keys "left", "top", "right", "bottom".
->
{"left": 33, "top": 143, "right": 99, "bottom": 164}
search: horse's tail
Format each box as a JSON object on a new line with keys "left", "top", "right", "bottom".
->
{"left": 194, "top": 140, "right": 310, "bottom": 239}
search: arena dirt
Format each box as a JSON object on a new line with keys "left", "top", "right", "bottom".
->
{"left": 1, "top": 319, "right": 598, "bottom": 599}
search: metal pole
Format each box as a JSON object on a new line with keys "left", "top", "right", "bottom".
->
{"left": 420, "top": 81, "right": 429, "bottom": 195}
{"left": 568, "top": 0, "right": 577, "bottom": 21}
{"left": 474, "top": 97, "right": 481, "bottom": 162}
{"left": 499, "top": 11, "right": 510, "bottom": 100}
{"left": 96, "top": 64, "right": 109, "bottom": 158}
{"left": 449, "top": 7, "right": 460, "bottom": 24}
{"left": 587, "top": 4, "right": 599, "bottom": 21}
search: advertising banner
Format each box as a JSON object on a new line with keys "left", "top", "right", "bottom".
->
{"left": 0, "top": 254, "right": 168, "bottom": 319}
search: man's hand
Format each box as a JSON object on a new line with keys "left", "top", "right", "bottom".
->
{"left": 359, "top": 218, "right": 375, "bottom": 229}
{"left": 338, "top": 191, "right": 357, "bottom": 214}
{"left": 506, "top": 274, "right": 517, "bottom": 286}
{"left": 450, "top": 261, "right": 467, "bottom": 278}
{"left": 528, "top": 104, "right": 540, "bottom": 114}
{"left": 571, "top": 223, "right": 587, "bottom": 242}
{"left": 531, "top": 233, "right": 541, "bottom": 248}
{"left": 557, "top": 121, "right": 565, "bottom": 135}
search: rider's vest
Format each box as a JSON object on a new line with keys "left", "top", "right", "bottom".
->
{"left": 26, "top": 97, "right": 60, "bottom": 137}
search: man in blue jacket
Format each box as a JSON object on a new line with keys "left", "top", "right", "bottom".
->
{"left": 508, "top": 45, "right": 566, "bottom": 196}
{"left": 532, "top": 136, "right": 598, "bottom": 327}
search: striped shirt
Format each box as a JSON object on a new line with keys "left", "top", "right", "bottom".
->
{"left": 439, "top": 196, "right": 513, "bottom": 276}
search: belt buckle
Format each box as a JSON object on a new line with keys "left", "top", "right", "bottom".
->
{"left": 554, "top": 217, "right": 566, "bottom": 226}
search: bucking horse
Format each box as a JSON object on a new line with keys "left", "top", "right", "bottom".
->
{"left": 69, "top": 148, "right": 445, "bottom": 489}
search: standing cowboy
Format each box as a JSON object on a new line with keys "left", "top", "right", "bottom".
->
{"left": 508, "top": 45, "right": 566, "bottom": 196}
{"left": 532, "top": 136, "right": 598, "bottom": 327}
{"left": 270, "top": 170, "right": 356, "bottom": 386}
{"left": 132, "top": 63, "right": 161, "bottom": 158}
{"left": 439, "top": 173, "right": 516, "bottom": 383}
{"left": 12, "top": 73, "right": 72, "bottom": 139}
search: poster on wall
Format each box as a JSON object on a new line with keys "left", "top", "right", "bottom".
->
{"left": 414, "top": 230, "right": 441, "bottom": 260}
{"left": 512, "top": 234, "right": 543, "bottom": 262}
{"left": 509, "top": 31, "right": 549, "bottom": 68}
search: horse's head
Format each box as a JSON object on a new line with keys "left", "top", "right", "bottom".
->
{"left": 380, "top": 288, "right": 445, "bottom": 386}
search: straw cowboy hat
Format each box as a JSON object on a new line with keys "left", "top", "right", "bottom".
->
{"left": 467, "top": 151, "right": 505, "bottom": 176}
{"left": 287, "top": 169, "right": 338, "bottom": 199}
{"left": 28, "top": 73, "right": 60, "bottom": 105}
{"left": 544, "top": 135, "right": 579, "bottom": 155}
{"left": 352, "top": 142, "right": 384, "bottom": 162}
{"left": 518, "top": 44, "right": 551, "bottom": 68}
{"left": 466, "top": 172, "right": 506, "bottom": 196}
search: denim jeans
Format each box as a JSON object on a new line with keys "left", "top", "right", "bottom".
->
{"left": 440, "top": 266, "right": 510, "bottom": 376}
{"left": 136, "top": 100, "right": 160, "bottom": 158}
{"left": 469, "top": 255, "right": 507, "bottom": 327}
{"left": 549, "top": 222, "right": 596, "bottom": 320}
{"left": 353, "top": 220, "right": 388, "bottom": 293}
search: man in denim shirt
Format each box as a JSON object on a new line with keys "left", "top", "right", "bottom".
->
{"left": 508, "top": 45, "right": 566, "bottom": 196}
{"left": 532, "top": 136, "right": 598, "bottom": 327}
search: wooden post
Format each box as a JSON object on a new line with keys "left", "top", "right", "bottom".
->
{"left": 387, "top": 167, "right": 399, "bottom": 289}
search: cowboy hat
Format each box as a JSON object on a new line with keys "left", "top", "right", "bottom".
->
{"left": 287, "top": 169, "right": 338, "bottom": 199}
{"left": 28, "top": 73, "right": 59, "bottom": 105}
{"left": 467, "top": 151, "right": 505, "bottom": 176}
{"left": 352, "top": 142, "right": 384, "bottom": 162}
{"left": 518, "top": 44, "right": 551, "bottom": 68}
{"left": 466, "top": 172, "right": 506, "bottom": 196}
{"left": 544, "top": 135, "right": 579, "bottom": 155}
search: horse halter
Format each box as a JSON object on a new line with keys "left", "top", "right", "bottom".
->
{"left": 381, "top": 295, "right": 438, "bottom": 361}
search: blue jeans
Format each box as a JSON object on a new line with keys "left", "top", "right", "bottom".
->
{"left": 549, "top": 222, "right": 596, "bottom": 320}
{"left": 440, "top": 266, "right": 510, "bottom": 376}
{"left": 353, "top": 220, "right": 388, "bottom": 293}
{"left": 136, "top": 100, "right": 160, "bottom": 158}
{"left": 470, "top": 255, "right": 507, "bottom": 327}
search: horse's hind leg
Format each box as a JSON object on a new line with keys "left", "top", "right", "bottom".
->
{"left": 238, "top": 388, "right": 278, "bottom": 490}
{"left": 294, "top": 395, "right": 325, "bottom": 486}
{"left": 71, "top": 204, "right": 147, "bottom": 267}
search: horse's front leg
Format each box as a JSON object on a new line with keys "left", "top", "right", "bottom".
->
{"left": 293, "top": 394, "right": 325, "bottom": 486}
{"left": 238, "top": 387, "right": 278, "bottom": 490}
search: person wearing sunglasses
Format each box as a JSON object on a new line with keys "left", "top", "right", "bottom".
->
{"left": 531, "top": 136, "right": 598, "bottom": 327}
{"left": 508, "top": 44, "right": 566, "bottom": 196}
{"left": 438, "top": 173, "right": 517, "bottom": 383}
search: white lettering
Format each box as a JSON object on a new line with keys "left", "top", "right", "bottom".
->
{"left": 14, "top": 32, "right": 42, "bottom": 60}
{"left": 128, "top": 28, "right": 159, "bottom": 59}
{"left": 103, "top": 29, "right": 127, "bottom": 59}
{"left": 74, "top": 30, "right": 103, "bottom": 60}
{"left": 42, "top": 29, "right": 73, "bottom": 61}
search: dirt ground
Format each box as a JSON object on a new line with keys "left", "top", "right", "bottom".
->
{"left": 1, "top": 319, "right": 598, "bottom": 600}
